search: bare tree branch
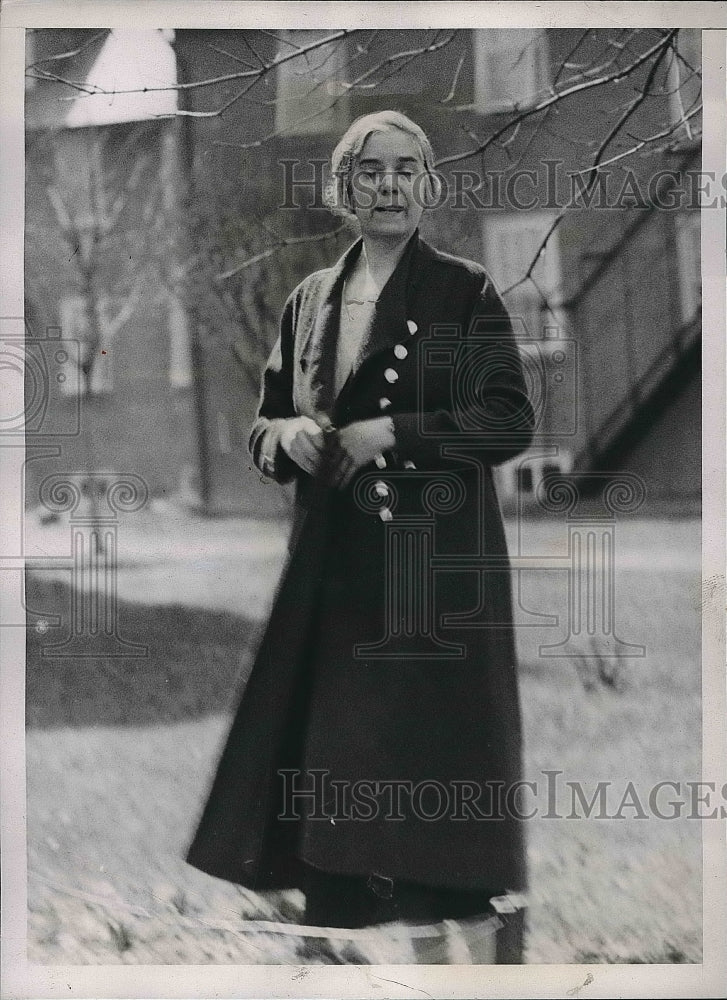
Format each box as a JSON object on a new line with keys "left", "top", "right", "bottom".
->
{"left": 26, "top": 29, "right": 108, "bottom": 67}
{"left": 27, "top": 68, "right": 100, "bottom": 97}
{"left": 551, "top": 28, "right": 643, "bottom": 86}
{"left": 216, "top": 225, "right": 348, "bottom": 280}
{"left": 105, "top": 155, "right": 150, "bottom": 229}
{"left": 437, "top": 29, "right": 678, "bottom": 169}
{"left": 501, "top": 211, "right": 568, "bottom": 299}
{"left": 206, "top": 41, "right": 259, "bottom": 71}
{"left": 343, "top": 30, "right": 456, "bottom": 91}
{"left": 213, "top": 31, "right": 457, "bottom": 149}
{"left": 238, "top": 30, "right": 267, "bottom": 70}
{"left": 571, "top": 102, "right": 702, "bottom": 174}
{"left": 551, "top": 28, "right": 592, "bottom": 87}
{"left": 27, "top": 30, "right": 355, "bottom": 99}
{"left": 258, "top": 30, "right": 304, "bottom": 52}
{"left": 668, "top": 38, "right": 694, "bottom": 141}
{"left": 579, "top": 34, "right": 674, "bottom": 185}
{"left": 501, "top": 30, "right": 677, "bottom": 307}
{"left": 442, "top": 51, "right": 466, "bottom": 104}
{"left": 208, "top": 29, "right": 688, "bottom": 287}
{"left": 45, "top": 183, "right": 73, "bottom": 233}
{"left": 102, "top": 275, "right": 146, "bottom": 339}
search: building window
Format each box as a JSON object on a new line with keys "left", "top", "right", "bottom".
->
{"left": 274, "top": 29, "right": 349, "bottom": 136}
{"left": 482, "top": 211, "right": 565, "bottom": 340}
{"left": 498, "top": 450, "right": 573, "bottom": 501}
{"left": 674, "top": 211, "right": 701, "bottom": 324}
{"left": 483, "top": 212, "right": 572, "bottom": 445}
{"left": 473, "top": 29, "right": 549, "bottom": 113}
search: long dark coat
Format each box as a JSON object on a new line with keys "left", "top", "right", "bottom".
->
{"left": 186, "top": 230, "right": 536, "bottom": 897}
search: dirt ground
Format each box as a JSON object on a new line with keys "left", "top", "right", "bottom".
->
{"left": 23, "top": 506, "right": 704, "bottom": 964}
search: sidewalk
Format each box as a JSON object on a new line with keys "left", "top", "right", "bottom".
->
{"left": 24, "top": 501, "right": 292, "bottom": 618}
{"left": 24, "top": 500, "right": 701, "bottom": 620}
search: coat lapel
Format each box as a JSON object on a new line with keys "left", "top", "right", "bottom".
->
{"left": 300, "top": 230, "right": 432, "bottom": 420}
{"left": 351, "top": 229, "right": 428, "bottom": 374}
{"left": 299, "top": 238, "right": 363, "bottom": 419}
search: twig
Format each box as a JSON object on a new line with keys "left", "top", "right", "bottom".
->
{"left": 570, "top": 103, "right": 702, "bottom": 174}
{"left": 206, "top": 41, "right": 259, "bottom": 71}
{"left": 502, "top": 32, "right": 676, "bottom": 301}
{"left": 437, "top": 29, "right": 678, "bottom": 169}
{"left": 29, "top": 30, "right": 354, "bottom": 100}
{"left": 214, "top": 32, "right": 455, "bottom": 148}
{"left": 26, "top": 29, "right": 108, "bottom": 67}
{"left": 552, "top": 28, "right": 592, "bottom": 87}
{"left": 216, "top": 226, "right": 347, "bottom": 280}
{"left": 343, "top": 30, "right": 456, "bottom": 90}
{"left": 442, "top": 52, "right": 465, "bottom": 104}
{"left": 579, "top": 34, "right": 675, "bottom": 184}
{"left": 501, "top": 211, "right": 567, "bottom": 297}
{"left": 668, "top": 38, "right": 694, "bottom": 141}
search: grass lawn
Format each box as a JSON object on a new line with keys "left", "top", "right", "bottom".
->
{"left": 24, "top": 515, "right": 703, "bottom": 964}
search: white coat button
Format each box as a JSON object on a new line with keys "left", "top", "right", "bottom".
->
{"left": 374, "top": 453, "right": 387, "bottom": 469}
{"left": 379, "top": 507, "right": 393, "bottom": 522}
{"left": 394, "top": 344, "right": 408, "bottom": 360}
{"left": 407, "top": 319, "right": 418, "bottom": 334}
{"left": 374, "top": 480, "right": 389, "bottom": 497}
{"left": 403, "top": 460, "right": 416, "bottom": 470}
{"left": 384, "top": 368, "right": 399, "bottom": 383}
{"left": 379, "top": 397, "right": 392, "bottom": 410}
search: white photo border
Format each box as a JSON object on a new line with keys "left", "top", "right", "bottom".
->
{"left": 1, "top": 3, "right": 725, "bottom": 998}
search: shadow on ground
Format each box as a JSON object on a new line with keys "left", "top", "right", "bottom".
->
{"left": 26, "top": 572, "right": 261, "bottom": 728}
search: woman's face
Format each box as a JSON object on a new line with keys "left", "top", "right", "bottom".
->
{"left": 349, "top": 129, "right": 427, "bottom": 243}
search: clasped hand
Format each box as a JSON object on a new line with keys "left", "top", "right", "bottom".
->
{"left": 280, "top": 415, "right": 396, "bottom": 488}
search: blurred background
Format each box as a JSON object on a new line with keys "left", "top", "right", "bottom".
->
{"left": 22, "top": 27, "right": 703, "bottom": 965}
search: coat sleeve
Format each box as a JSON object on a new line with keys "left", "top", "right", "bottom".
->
{"left": 248, "top": 292, "right": 300, "bottom": 485}
{"left": 389, "top": 271, "right": 536, "bottom": 469}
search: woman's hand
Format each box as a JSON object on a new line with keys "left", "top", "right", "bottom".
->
{"left": 325, "top": 417, "right": 396, "bottom": 489}
{"left": 279, "top": 416, "right": 326, "bottom": 476}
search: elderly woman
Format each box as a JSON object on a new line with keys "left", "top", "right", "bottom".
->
{"left": 186, "top": 111, "right": 536, "bottom": 964}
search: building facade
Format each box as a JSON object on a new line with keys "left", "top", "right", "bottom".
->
{"left": 26, "top": 28, "right": 702, "bottom": 516}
